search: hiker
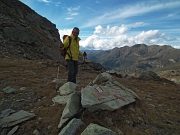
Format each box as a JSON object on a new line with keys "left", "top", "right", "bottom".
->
{"left": 60, "top": 27, "right": 87, "bottom": 83}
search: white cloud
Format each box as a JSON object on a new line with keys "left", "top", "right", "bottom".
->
{"left": 80, "top": 35, "right": 100, "bottom": 49}
{"left": 38, "top": 0, "right": 51, "bottom": 3}
{"left": 173, "top": 46, "right": 180, "bottom": 49}
{"left": 65, "top": 17, "right": 73, "bottom": 20}
{"left": 133, "top": 30, "right": 164, "bottom": 44}
{"left": 94, "top": 25, "right": 129, "bottom": 36}
{"left": 66, "top": 6, "right": 80, "bottom": 19}
{"left": 67, "top": 12, "right": 79, "bottom": 16}
{"left": 67, "top": 6, "right": 80, "bottom": 11}
{"left": 79, "top": 25, "right": 178, "bottom": 50}
{"left": 37, "top": 0, "right": 61, "bottom": 6}
{"left": 133, "top": 22, "right": 144, "bottom": 28}
{"left": 58, "top": 29, "right": 72, "bottom": 41}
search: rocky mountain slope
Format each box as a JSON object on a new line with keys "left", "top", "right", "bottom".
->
{"left": 0, "top": 0, "right": 60, "bottom": 60}
{"left": 88, "top": 44, "right": 180, "bottom": 73}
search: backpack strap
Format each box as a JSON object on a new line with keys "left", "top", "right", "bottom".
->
{"left": 66, "top": 36, "right": 72, "bottom": 60}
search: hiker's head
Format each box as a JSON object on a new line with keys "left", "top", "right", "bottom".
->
{"left": 72, "top": 27, "right": 79, "bottom": 38}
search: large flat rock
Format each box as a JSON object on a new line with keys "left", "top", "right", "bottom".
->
{"left": 81, "top": 72, "right": 139, "bottom": 112}
{"left": 0, "top": 110, "right": 35, "bottom": 128}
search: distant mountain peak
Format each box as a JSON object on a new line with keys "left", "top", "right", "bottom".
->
{"left": 87, "top": 44, "right": 180, "bottom": 72}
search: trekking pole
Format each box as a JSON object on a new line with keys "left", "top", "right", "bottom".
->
{"left": 83, "top": 56, "right": 85, "bottom": 70}
{"left": 83, "top": 56, "right": 86, "bottom": 82}
{"left": 56, "top": 59, "right": 60, "bottom": 92}
{"left": 56, "top": 49, "right": 61, "bottom": 92}
{"left": 83, "top": 52, "right": 87, "bottom": 81}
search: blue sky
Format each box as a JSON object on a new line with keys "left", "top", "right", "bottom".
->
{"left": 20, "top": 0, "right": 180, "bottom": 50}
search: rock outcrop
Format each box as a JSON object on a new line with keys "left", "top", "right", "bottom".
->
{"left": 53, "top": 72, "right": 140, "bottom": 134}
{"left": 0, "top": 0, "right": 60, "bottom": 60}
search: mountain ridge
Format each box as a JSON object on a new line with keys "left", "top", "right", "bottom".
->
{"left": 87, "top": 44, "right": 180, "bottom": 72}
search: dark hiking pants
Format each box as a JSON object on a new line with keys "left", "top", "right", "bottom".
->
{"left": 66, "top": 60, "right": 78, "bottom": 83}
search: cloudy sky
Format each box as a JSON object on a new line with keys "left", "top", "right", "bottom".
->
{"left": 20, "top": 0, "right": 180, "bottom": 50}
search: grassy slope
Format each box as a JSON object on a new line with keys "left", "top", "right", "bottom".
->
{"left": 0, "top": 54, "right": 180, "bottom": 135}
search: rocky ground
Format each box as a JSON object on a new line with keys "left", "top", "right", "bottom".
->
{"left": 0, "top": 53, "right": 180, "bottom": 135}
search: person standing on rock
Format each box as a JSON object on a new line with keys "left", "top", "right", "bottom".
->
{"left": 61, "top": 27, "right": 87, "bottom": 83}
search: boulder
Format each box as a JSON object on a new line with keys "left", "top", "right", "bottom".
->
{"left": 81, "top": 123, "right": 117, "bottom": 135}
{"left": 52, "top": 94, "right": 73, "bottom": 105}
{"left": 58, "top": 92, "right": 81, "bottom": 128}
{"left": 7, "top": 125, "right": 19, "bottom": 135}
{"left": 0, "top": 109, "right": 15, "bottom": 118}
{"left": 2, "top": 86, "right": 16, "bottom": 94}
{"left": 0, "top": 110, "right": 35, "bottom": 128}
{"left": 61, "top": 91, "right": 81, "bottom": 119}
{"left": 59, "top": 82, "right": 77, "bottom": 95}
{"left": 139, "top": 71, "right": 161, "bottom": 81}
{"left": 81, "top": 72, "right": 139, "bottom": 112}
{"left": 58, "top": 118, "right": 84, "bottom": 135}
{"left": 81, "top": 83, "right": 136, "bottom": 112}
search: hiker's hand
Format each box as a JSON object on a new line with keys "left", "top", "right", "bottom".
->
{"left": 83, "top": 52, "right": 87, "bottom": 57}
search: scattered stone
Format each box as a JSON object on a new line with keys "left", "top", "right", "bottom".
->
{"left": 106, "top": 70, "right": 122, "bottom": 78}
{"left": 2, "top": 86, "right": 16, "bottom": 94}
{"left": 52, "top": 79, "right": 67, "bottom": 84}
{"left": 52, "top": 94, "right": 73, "bottom": 104}
{"left": 104, "top": 117, "right": 113, "bottom": 127}
{"left": 148, "top": 104, "right": 155, "bottom": 110}
{"left": 81, "top": 123, "right": 117, "bottom": 135}
{"left": 58, "top": 92, "right": 82, "bottom": 129}
{"left": 0, "top": 110, "right": 35, "bottom": 128}
{"left": 59, "top": 82, "right": 77, "bottom": 95}
{"left": 33, "top": 129, "right": 40, "bottom": 135}
{"left": 92, "top": 72, "right": 113, "bottom": 84}
{"left": 19, "top": 87, "right": 26, "bottom": 91}
{"left": 171, "top": 78, "right": 180, "bottom": 84}
{"left": 137, "top": 116, "right": 143, "bottom": 122}
{"left": 58, "top": 117, "right": 69, "bottom": 129}
{"left": 58, "top": 118, "right": 84, "bottom": 135}
{"left": 0, "top": 109, "right": 15, "bottom": 118}
{"left": 146, "top": 98, "right": 152, "bottom": 100}
{"left": 106, "top": 69, "right": 116, "bottom": 74}
{"left": 47, "top": 125, "right": 51, "bottom": 129}
{"left": 61, "top": 91, "right": 81, "bottom": 119}
{"left": 139, "top": 71, "right": 161, "bottom": 81}
{"left": 7, "top": 125, "right": 19, "bottom": 135}
{"left": 114, "top": 128, "right": 124, "bottom": 135}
